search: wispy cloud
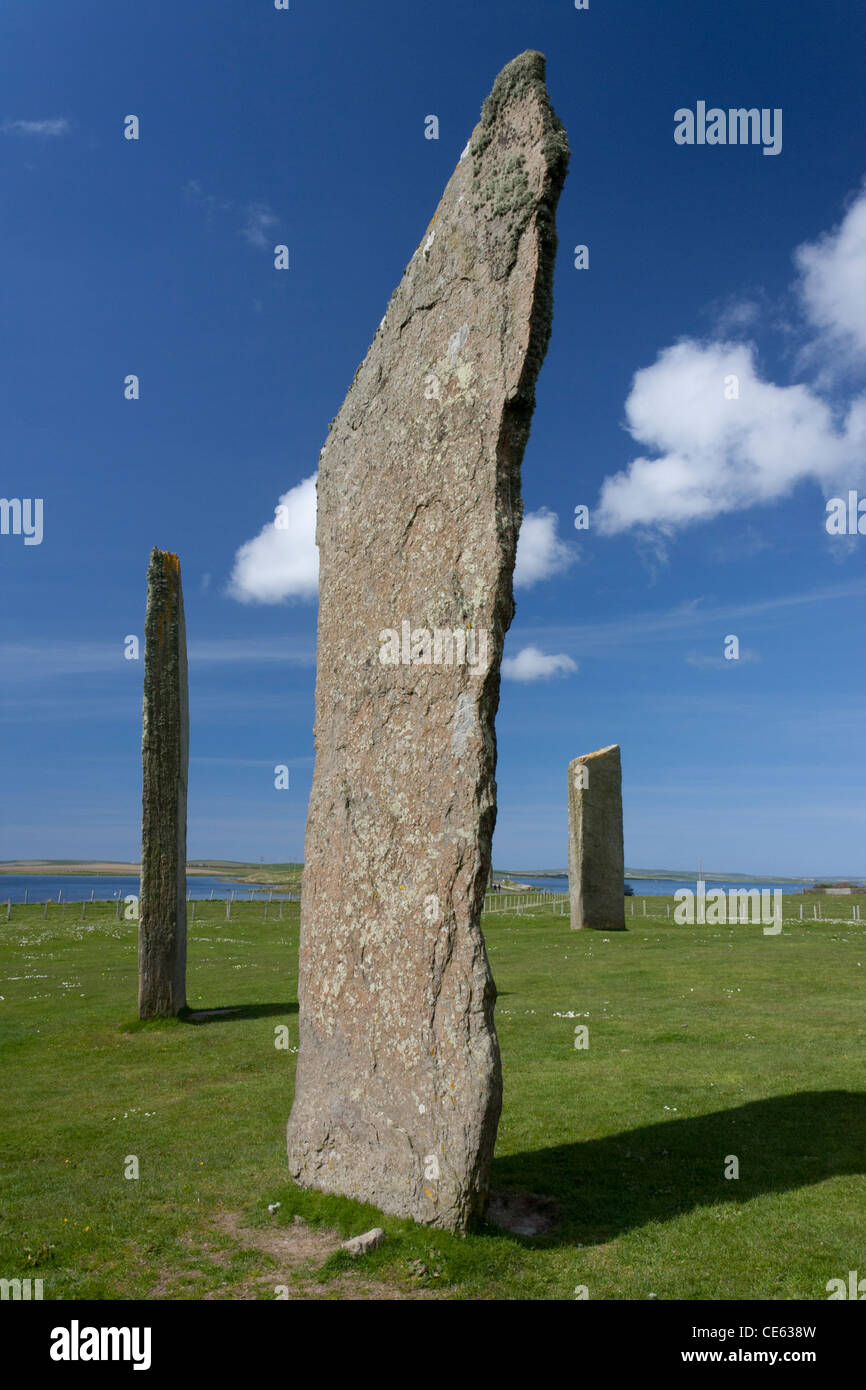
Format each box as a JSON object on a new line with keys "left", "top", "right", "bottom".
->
{"left": 509, "top": 579, "right": 866, "bottom": 654}
{"left": 189, "top": 639, "right": 314, "bottom": 665}
{"left": 183, "top": 179, "right": 234, "bottom": 220}
{"left": 183, "top": 181, "right": 279, "bottom": 250}
{"left": 0, "top": 638, "right": 315, "bottom": 682}
{"left": 241, "top": 201, "right": 279, "bottom": 248}
{"left": 1, "top": 117, "right": 70, "bottom": 137}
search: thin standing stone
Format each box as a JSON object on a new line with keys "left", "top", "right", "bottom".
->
{"left": 139, "top": 548, "right": 189, "bottom": 1019}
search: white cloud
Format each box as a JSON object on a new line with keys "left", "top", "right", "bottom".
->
{"left": 242, "top": 201, "right": 279, "bottom": 248}
{"left": 597, "top": 181, "right": 866, "bottom": 536}
{"left": 227, "top": 474, "right": 319, "bottom": 603}
{"left": 1, "top": 118, "right": 70, "bottom": 136}
{"left": 596, "top": 340, "right": 866, "bottom": 534}
{"left": 795, "top": 182, "right": 866, "bottom": 362}
{"left": 501, "top": 645, "right": 577, "bottom": 682}
{"left": 514, "top": 507, "right": 577, "bottom": 587}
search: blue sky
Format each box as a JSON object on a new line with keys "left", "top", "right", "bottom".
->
{"left": 1, "top": 0, "right": 865, "bottom": 876}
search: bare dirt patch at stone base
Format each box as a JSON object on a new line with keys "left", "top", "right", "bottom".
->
{"left": 200, "top": 1211, "right": 439, "bottom": 1301}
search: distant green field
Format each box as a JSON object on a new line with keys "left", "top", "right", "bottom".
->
{"left": 1, "top": 896, "right": 864, "bottom": 1299}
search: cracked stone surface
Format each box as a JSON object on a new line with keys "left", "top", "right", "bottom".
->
{"left": 568, "top": 745, "right": 626, "bottom": 932}
{"left": 287, "top": 51, "right": 569, "bottom": 1231}
{"left": 139, "top": 548, "right": 189, "bottom": 1019}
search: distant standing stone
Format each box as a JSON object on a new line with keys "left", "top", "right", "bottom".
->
{"left": 139, "top": 548, "right": 189, "bottom": 1018}
{"left": 287, "top": 50, "right": 569, "bottom": 1231}
{"left": 568, "top": 745, "right": 626, "bottom": 931}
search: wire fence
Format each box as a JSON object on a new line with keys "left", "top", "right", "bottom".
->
{"left": 482, "top": 891, "right": 568, "bottom": 916}
{"left": 4, "top": 891, "right": 865, "bottom": 925}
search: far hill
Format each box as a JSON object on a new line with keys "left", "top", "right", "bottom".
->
{"left": 494, "top": 867, "right": 827, "bottom": 883}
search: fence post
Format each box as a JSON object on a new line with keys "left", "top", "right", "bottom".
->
{"left": 226, "top": 898, "right": 231, "bottom": 921}
{"left": 80, "top": 901, "right": 86, "bottom": 921}
{"left": 191, "top": 901, "right": 195, "bottom": 923}
{"left": 24, "top": 888, "right": 28, "bottom": 905}
{"left": 5, "top": 900, "right": 10, "bottom": 921}
{"left": 43, "top": 901, "right": 49, "bottom": 919}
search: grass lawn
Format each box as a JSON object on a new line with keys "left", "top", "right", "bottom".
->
{"left": 1, "top": 895, "right": 864, "bottom": 1300}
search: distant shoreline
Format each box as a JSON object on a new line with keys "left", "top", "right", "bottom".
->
{"left": 0, "top": 861, "right": 254, "bottom": 879}
{"left": 4, "top": 860, "right": 857, "bottom": 885}
{"left": 495, "top": 869, "right": 839, "bottom": 884}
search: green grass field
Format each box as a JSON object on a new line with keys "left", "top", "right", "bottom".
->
{"left": 2, "top": 895, "right": 864, "bottom": 1300}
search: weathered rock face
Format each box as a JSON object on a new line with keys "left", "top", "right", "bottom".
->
{"left": 139, "top": 548, "right": 189, "bottom": 1019}
{"left": 287, "top": 51, "right": 569, "bottom": 1231}
{"left": 568, "top": 745, "right": 626, "bottom": 932}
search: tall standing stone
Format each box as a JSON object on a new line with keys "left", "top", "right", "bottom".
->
{"left": 568, "top": 745, "right": 626, "bottom": 932}
{"left": 139, "top": 548, "right": 189, "bottom": 1019}
{"left": 287, "top": 51, "right": 569, "bottom": 1231}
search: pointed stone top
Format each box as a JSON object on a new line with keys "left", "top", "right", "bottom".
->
{"left": 468, "top": 49, "right": 569, "bottom": 224}
{"left": 475, "top": 50, "right": 559, "bottom": 130}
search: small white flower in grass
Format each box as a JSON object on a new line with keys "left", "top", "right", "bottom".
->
{"left": 267, "top": 1202, "right": 281, "bottom": 1213}
{"left": 648, "top": 1293, "right": 657, "bottom": 1299}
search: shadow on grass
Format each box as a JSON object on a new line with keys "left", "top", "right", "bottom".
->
{"left": 490, "top": 1089, "right": 866, "bottom": 1245}
{"left": 181, "top": 1001, "right": 298, "bottom": 1025}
